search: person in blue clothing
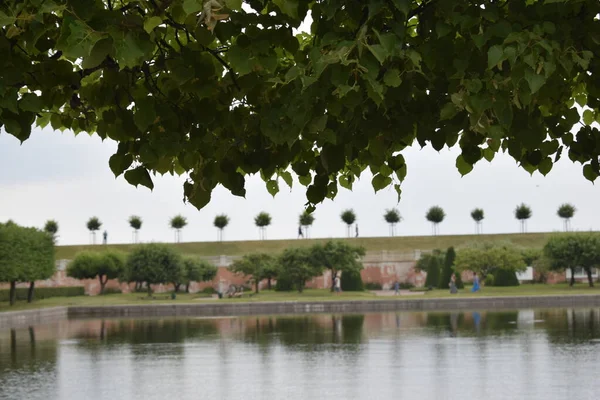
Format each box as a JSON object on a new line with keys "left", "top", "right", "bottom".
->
{"left": 471, "top": 272, "right": 481, "bottom": 292}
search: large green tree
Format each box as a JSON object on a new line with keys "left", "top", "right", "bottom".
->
{"left": 0, "top": 222, "right": 55, "bottom": 305}
{"left": 181, "top": 257, "right": 217, "bottom": 292}
{"left": 309, "top": 241, "right": 365, "bottom": 291}
{"left": 544, "top": 234, "right": 600, "bottom": 287}
{"left": 1, "top": 1, "right": 599, "bottom": 209}
{"left": 230, "top": 253, "right": 276, "bottom": 293}
{"left": 454, "top": 242, "right": 526, "bottom": 284}
{"left": 278, "top": 247, "right": 323, "bottom": 293}
{"left": 124, "top": 243, "right": 183, "bottom": 295}
{"left": 67, "top": 251, "right": 125, "bottom": 294}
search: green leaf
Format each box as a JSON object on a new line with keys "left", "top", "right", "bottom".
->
{"left": 225, "top": 0, "right": 243, "bottom": 10}
{"left": 524, "top": 69, "right": 546, "bottom": 94}
{"left": 372, "top": 174, "right": 392, "bottom": 193}
{"left": 279, "top": 171, "right": 293, "bottom": 188}
{"left": 583, "top": 164, "right": 598, "bottom": 182}
{"left": 367, "top": 44, "right": 387, "bottom": 64}
{"left": 195, "top": 26, "right": 214, "bottom": 46}
{"left": 134, "top": 97, "right": 156, "bottom": 132}
{"left": 144, "top": 16, "right": 163, "bottom": 33}
{"left": 113, "top": 33, "right": 148, "bottom": 69}
{"left": 82, "top": 38, "right": 113, "bottom": 69}
{"left": 575, "top": 94, "right": 587, "bottom": 107}
{"left": 0, "top": 11, "right": 15, "bottom": 27}
{"left": 538, "top": 157, "right": 553, "bottom": 175}
{"left": 391, "top": 0, "right": 410, "bottom": 15}
{"left": 339, "top": 175, "right": 352, "bottom": 190}
{"left": 266, "top": 180, "right": 279, "bottom": 196}
{"left": 583, "top": 110, "right": 595, "bottom": 126}
{"left": 306, "top": 184, "right": 326, "bottom": 204}
{"left": 124, "top": 167, "right": 154, "bottom": 190}
{"left": 183, "top": 0, "right": 203, "bottom": 15}
{"left": 487, "top": 45, "right": 504, "bottom": 69}
{"left": 18, "top": 93, "right": 43, "bottom": 113}
{"left": 440, "top": 103, "right": 458, "bottom": 120}
{"left": 383, "top": 69, "right": 402, "bottom": 87}
{"left": 227, "top": 45, "right": 252, "bottom": 76}
{"left": 273, "top": 0, "right": 299, "bottom": 19}
{"left": 456, "top": 155, "right": 473, "bottom": 176}
{"left": 109, "top": 153, "right": 134, "bottom": 177}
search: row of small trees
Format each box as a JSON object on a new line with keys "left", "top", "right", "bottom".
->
{"left": 60, "top": 202, "right": 576, "bottom": 246}
{"left": 67, "top": 245, "right": 218, "bottom": 295}
{"left": 0, "top": 222, "right": 55, "bottom": 305}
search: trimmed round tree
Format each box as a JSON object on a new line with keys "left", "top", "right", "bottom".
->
{"left": 470, "top": 208, "right": 484, "bottom": 234}
{"left": 426, "top": 206, "right": 445, "bottom": 236}
{"left": 384, "top": 208, "right": 401, "bottom": 236}
{"left": 86, "top": 217, "right": 102, "bottom": 244}
{"left": 557, "top": 203, "right": 576, "bottom": 232}
{"left": 213, "top": 214, "right": 229, "bottom": 242}
{"left": 44, "top": 220, "right": 59, "bottom": 243}
{"left": 128, "top": 215, "right": 142, "bottom": 243}
{"left": 124, "top": 243, "right": 183, "bottom": 295}
{"left": 340, "top": 209, "right": 356, "bottom": 238}
{"left": 67, "top": 251, "right": 125, "bottom": 295}
{"left": 254, "top": 212, "right": 271, "bottom": 240}
{"left": 299, "top": 210, "right": 315, "bottom": 238}
{"left": 170, "top": 215, "right": 187, "bottom": 243}
{"left": 515, "top": 203, "right": 532, "bottom": 233}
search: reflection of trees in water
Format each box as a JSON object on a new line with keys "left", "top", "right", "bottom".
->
{"left": 233, "top": 314, "right": 365, "bottom": 351}
{"left": 0, "top": 326, "right": 58, "bottom": 378}
{"left": 425, "top": 311, "right": 519, "bottom": 337}
{"left": 537, "top": 308, "right": 600, "bottom": 344}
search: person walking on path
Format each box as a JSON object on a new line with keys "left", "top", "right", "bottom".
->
{"left": 297, "top": 226, "right": 303, "bottom": 239}
{"left": 334, "top": 274, "right": 341, "bottom": 295}
{"left": 394, "top": 281, "right": 400, "bottom": 295}
{"left": 471, "top": 272, "right": 481, "bottom": 292}
{"left": 449, "top": 274, "right": 458, "bottom": 294}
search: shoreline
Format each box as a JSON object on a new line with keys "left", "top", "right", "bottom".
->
{"left": 3, "top": 294, "right": 600, "bottom": 329}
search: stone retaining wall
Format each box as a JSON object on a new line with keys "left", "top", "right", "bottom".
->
{"left": 0, "top": 307, "right": 68, "bottom": 330}
{"left": 67, "top": 294, "right": 600, "bottom": 319}
{"left": 3, "top": 295, "right": 600, "bottom": 330}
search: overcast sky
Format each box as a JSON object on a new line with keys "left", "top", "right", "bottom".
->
{"left": 1, "top": 125, "right": 598, "bottom": 246}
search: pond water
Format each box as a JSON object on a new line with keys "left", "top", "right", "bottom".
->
{"left": 1, "top": 308, "right": 600, "bottom": 400}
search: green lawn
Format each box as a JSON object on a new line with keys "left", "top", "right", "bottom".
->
{"left": 2, "top": 284, "right": 600, "bottom": 313}
{"left": 55, "top": 232, "right": 564, "bottom": 259}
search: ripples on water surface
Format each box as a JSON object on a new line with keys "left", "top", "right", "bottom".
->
{"left": 1, "top": 308, "right": 600, "bottom": 400}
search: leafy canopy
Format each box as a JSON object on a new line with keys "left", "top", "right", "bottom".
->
{"left": 129, "top": 215, "right": 142, "bottom": 230}
{"left": 1, "top": 1, "right": 599, "bottom": 209}
{"left": 384, "top": 208, "right": 401, "bottom": 224}
{"left": 454, "top": 242, "right": 526, "bottom": 279}
{"left": 340, "top": 209, "right": 356, "bottom": 226}
{"left": 44, "top": 220, "right": 59, "bottom": 235}
{"left": 471, "top": 208, "right": 484, "bottom": 222}
{"left": 87, "top": 217, "right": 102, "bottom": 232}
{"left": 230, "top": 253, "right": 276, "bottom": 293}
{"left": 214, "top": 214, "right": 230, "bottom": 229}
{"left": 254, "top": 212, "right": 272, "bottom": 227}
{"left": 67, "top": 250, "right": 125, "bottom": 293}
{"left": 182, "top": 256, "right": 217, "bottom": 290}
{"left": 170, "top": 214, "right": 188, "bottom": 230}
{"left": 278, "top": 247, "right": 323, "bottom": 293}
{"left": 299, "top": 210, "right": 315, "bottom": 227}
{"left": 515, "top": 203, "right": 532, "bottom": 220}
{"left": 426, "top": 206, "right": 445, "bottom": 224}
{"left": 557, "top": 203, "right": 576, "bottom": 219}
{"left": 124, "top": 243, "right": 183, "bottom": 290}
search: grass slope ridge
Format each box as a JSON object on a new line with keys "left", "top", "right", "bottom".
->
{"left": 55, "top": 232, "right": 563, "bottom": 259}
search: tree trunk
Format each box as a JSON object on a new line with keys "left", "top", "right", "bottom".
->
{"left": 9, "top": 281, "right": 16, "bottom": 306}
{"left": 267, "top": 278, "right": 272, "bottom": 290}
{"left": 255, "top": 279, "right": 259, "bottom": 294}
{"left": 174, "top": 283, "right": 181, "bottom": 293}
{"left": 185, "top": 283, "right": 190, "bottom": 293}
{"left": 99, "top": 275, "right": 107, "bottom": 295}
{"left": 570, "top": 267, "right": 575, "bottom": 287}
{"left": 27, "top": 281, "right": 35, "bottom": 303}
{"left": 297, "top": 281, "right": 304, "bottom": 293}
{"left": 586, "top": 268, "right": 594, "bottom": 287}
{"left": 147, "top": 283, "right": 152, "bottom": 296}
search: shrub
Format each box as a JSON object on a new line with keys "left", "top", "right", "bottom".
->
{"left": 0, "top": 286, "right": 84, "bottom": 302}
{"left": 424, "top": 256, "right": 442, "bottom": 289}
{"left": 275, "top": 275, "right": 295, "bottom": 291}
{"left": 340, "top": 270, "right": 364, "bottom": 291}
{"left": 485, "top": 274, "right": 495, "bottom": 286}
{"left": 398, "top": 282, "right": 414, "bottom": 289}
{"left": 364, "top": 282, "right": 382, "bottom": 290}
{"left": 493, "top": 269, "right": 520, "bottom": 286}
{"left": 201, "top": 287, "right": 216, "bottom": 294}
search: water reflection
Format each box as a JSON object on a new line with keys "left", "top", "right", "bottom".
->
{"left": 1, "top": 308, "right": 600, "bottom": 400}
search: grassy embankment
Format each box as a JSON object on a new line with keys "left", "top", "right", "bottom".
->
{"left": 55, "top": 232, "right": 558, "bottom": 259}
{"left": 3, "top": 284, "right": 600, "bottom": 313}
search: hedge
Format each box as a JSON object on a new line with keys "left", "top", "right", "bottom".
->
{"left": 0, "top": 286, "right": 84, "bottom": 302}
{"left": 341, "top": 270, "right": 364, "bottom": 291}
